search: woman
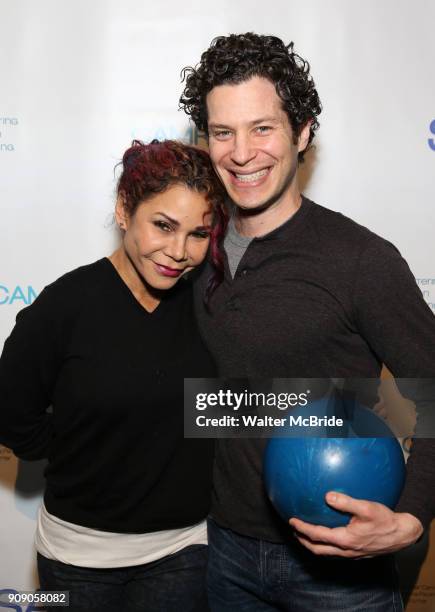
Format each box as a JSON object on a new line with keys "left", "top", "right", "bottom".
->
{"left": 0, "top": 140, "right": 227, "bottom": 611}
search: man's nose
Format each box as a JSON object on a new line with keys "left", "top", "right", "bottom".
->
{"left": 230, "top": 134, "right": 256, "bottom": 166}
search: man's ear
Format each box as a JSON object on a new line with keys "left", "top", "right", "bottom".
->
{"left": 297, "top": 121, "right": 311, "bottom": 154}
{"left": 115, "top": 194, "right": 129, "bottom": 230}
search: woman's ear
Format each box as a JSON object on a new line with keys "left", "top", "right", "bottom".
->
{"left": 115, "top": 194, "right": 129, "bottom": 231}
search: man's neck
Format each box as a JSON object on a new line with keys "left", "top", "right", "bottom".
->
{"left": 234, "top": 190, "right": 302, "bottom": 238}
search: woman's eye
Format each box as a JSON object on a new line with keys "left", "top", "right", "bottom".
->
{"left": 154, "top": 221, "right": 172, "bottom": 232}
{"left": 191, "top": 231, "right": 210, "bottom": 239}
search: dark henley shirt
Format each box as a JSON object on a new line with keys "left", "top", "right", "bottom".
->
{"left": 195, "top": 196, "right": 435, "bottom": 542}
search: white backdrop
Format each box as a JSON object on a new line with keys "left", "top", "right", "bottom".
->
{"left": 1, "top": 0, "right": 434, "bottom": 605}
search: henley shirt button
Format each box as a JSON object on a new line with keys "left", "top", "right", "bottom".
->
{"left": 241, "top": 269, "right": 248, "bottom": 276}
{"left": 226, "top": 298, "right": 240, "bottom": 311}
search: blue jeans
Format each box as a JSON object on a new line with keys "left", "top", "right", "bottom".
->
{"left": 37, "top": 545, "right": 209, "bottom": 611}
{"left": 207, "top": 518, "right": 403, "bottom": 612}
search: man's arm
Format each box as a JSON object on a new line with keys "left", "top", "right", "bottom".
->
{"left": 290, "top": 238, "right": 435, "bottom": 557}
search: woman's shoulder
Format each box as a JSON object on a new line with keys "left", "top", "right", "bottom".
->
{"left": 20, "top": 258, "right": 110, "bottom": 322}
{"left": 46, "top": 258, "right": 110, "bottom": 293}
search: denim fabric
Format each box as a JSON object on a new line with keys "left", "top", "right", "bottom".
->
{"left": 37, "top": 545, "right": 209, "bottom": 612}
{"left": 207, "top": 518, "right": 403, "bottom": 612}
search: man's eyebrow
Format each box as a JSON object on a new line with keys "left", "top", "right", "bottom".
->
{"left": 208, "top": 117, "right": 280, "bottom": 130}
{"left": 250, "top": 116, "right": 280, "bottom": 126}
{"left": 208, "top": 123, "right": 232, "bottom": 130}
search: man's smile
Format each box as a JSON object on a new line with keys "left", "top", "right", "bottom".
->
{"left": 232, "top": 168, "right": 271, "bottom": 182}
{"left": 227, "top": 167, "right": 272, "bottom": 188}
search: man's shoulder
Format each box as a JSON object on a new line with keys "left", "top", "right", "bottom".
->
{"left": 305, "top": 198, "right": 398, "bottom": 256}
{"left": 307, "top": 198, "right": 377, "bottom": 240}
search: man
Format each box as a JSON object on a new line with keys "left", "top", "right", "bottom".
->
{"left": 180, "top": 33, "right": 435, "bottom": 610}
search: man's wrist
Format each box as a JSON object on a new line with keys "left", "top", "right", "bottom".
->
{"left": 395, "top": 512, "right": 424, "bottom": 546}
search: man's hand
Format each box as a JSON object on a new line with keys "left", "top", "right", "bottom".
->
{"left": 289, "top": 492, "right": 423, "bottom": 558}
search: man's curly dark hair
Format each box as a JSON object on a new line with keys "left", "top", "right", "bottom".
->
{"left": 180, "top": 33, "right": 322, "bottom": 162}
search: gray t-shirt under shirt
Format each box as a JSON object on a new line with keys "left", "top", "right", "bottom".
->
{"left": 224, "top": 218, "right": 253, "bottom": 278}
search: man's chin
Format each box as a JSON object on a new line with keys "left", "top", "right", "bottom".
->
{"left": 234, "top": 198, "right": 277, "bottom": 216}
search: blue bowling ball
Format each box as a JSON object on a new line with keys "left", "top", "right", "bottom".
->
{"left": 263, "top": 398, "right": 406, "bottom": 527}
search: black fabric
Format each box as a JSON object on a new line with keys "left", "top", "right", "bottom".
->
{"left": 194, "top": 196, "right": 435, "bottom": 542}
{"left": 0, "top": 258, "right": 215, "bottom": 533}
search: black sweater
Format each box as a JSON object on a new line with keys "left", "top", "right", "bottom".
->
{"left": 195, "top": 197, "right": 435, "bottom": 542}
{"left": 0, "top": 258, "right": 215, "bottom": 533}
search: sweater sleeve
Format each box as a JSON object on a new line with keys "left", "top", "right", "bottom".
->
{"left": 352, "top": 238, "right": 435, "bottom": 528}
{"left": 0, "top": 285, "right": 63, "bottom": 460}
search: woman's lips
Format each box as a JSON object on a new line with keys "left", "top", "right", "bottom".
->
{"left": 154, "top": 263, "right": 184, "bottom": 277}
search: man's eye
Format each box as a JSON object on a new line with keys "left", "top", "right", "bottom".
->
{"left": 255, "top": 126, "right": 271, "bottom": 134}
{"left": 213, "top": 130, "right": 232, "bottom": 140}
